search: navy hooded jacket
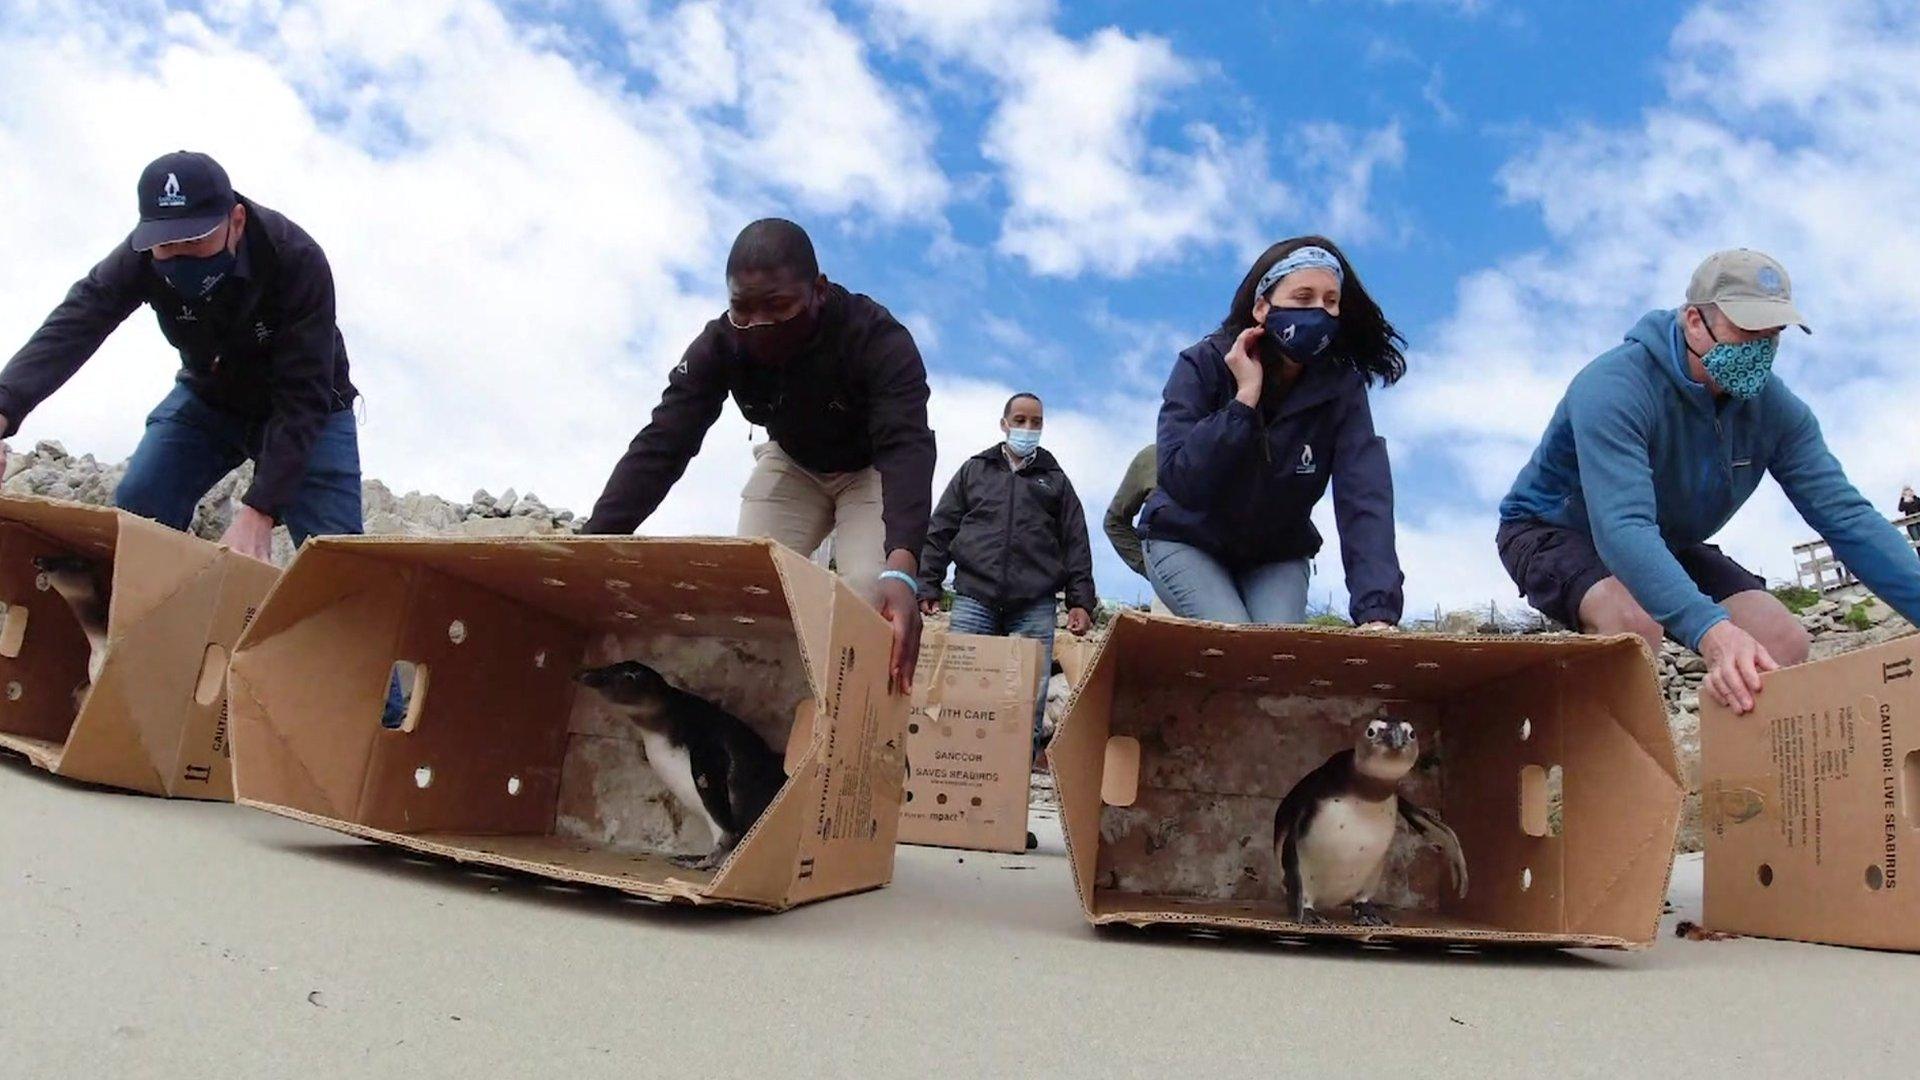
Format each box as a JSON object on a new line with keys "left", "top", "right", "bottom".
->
{"left": 1139, "top": 329, "right": 1405, "bottom": 626}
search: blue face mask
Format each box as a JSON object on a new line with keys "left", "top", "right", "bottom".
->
{"left": 154, "top": 247, "right": 236, "bottom": 302}
{"left": 1262, "top": 306, "right": 1338, "bottom": 364}
{"left": 1696, "top": 321, "right": 1778, "bottom": 400}
{"left": 1006, "top": 428, "right": 1042, "bottom": 456}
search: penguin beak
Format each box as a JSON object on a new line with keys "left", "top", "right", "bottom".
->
{"left": 573, "top": 667, "right": 607, "bottom": 687}
{"left": 1385, "top": 725, "right": 1411, "bottom": 751}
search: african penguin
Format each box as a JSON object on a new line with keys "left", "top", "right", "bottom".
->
{"left": 573, "top": 660, "right": 788, "bottom": 872}
{"left": 34, "top": 554, "right": 110, "bottom": 708}
{"left": 1272, "top": 716, "right": 1468, "bottom": 927}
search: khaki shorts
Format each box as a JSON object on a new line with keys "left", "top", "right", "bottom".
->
{"left": 737, "top": 441, "right": 885, "bottom": 608}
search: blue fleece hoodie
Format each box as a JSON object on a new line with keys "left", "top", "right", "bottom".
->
{"left": 1501, "top": 308, "right": 1920, "bottom": 649}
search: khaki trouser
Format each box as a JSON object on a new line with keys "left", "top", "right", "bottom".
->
{"left": 737, "top": 441, "right": 886, "bottom": 608}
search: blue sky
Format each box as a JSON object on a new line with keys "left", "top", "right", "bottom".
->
{"left": 2, "top": 0, "right": 1916, "bottom": 618}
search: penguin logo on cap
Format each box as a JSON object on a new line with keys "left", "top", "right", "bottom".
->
{"left": 1757, "top": 265, "right": 1783, "bottom": 295}
{"left": 158, "top": 173, "right": 186, "bottom": 208}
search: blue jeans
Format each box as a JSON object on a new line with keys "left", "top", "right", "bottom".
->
{"left": 1143, "top": 538, "right": 1311, "bottom": 625}
{"left": 948, "top": 594, "right": 1056, "bottom": 750}
{"left": 115, "top": 384, "right": 404, "bottom": 725}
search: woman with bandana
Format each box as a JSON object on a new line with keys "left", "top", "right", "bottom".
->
{"left": 1139, "top": 236, "right": 1407, "bottom": 628}
{"left": 1498, "top": 249, "right": 1920, "bottom": 715}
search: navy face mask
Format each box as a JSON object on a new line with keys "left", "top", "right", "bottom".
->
{"left": 154, "top": 246, "right": 236, "bottom": 302}
{"left": 1261, "top": 306, "right": 1339, "bottom": 364}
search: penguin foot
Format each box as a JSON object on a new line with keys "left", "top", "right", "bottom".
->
{"left": 1296, "top": 909, "right": 1330, "bottom": 927}
{"left": 1351, "top": 902, "right": 1392, "bottom": 927}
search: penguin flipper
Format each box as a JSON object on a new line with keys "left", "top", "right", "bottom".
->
{"left": 1399, "top": 799, "right": 1469, "bottom": 898}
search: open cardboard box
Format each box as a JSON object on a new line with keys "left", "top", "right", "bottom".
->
{"left": 899, "top": 627, "right": 1040, "bottom": 853}
{"left": 227, "top": 535, "right": 907, "bottom": 912}
{"left": 1702, "top": 633, "right": 1920, "bottom": 950}
{"left": 1052, "top": 612, "right": 1679, "bottom": 949}
{"left": 0, "top": 494, "right": 277, "bottom": 798}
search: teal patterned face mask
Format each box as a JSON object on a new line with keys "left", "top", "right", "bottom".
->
{"left": 1697, "top": 319, "right": 1778, "bottom": 399}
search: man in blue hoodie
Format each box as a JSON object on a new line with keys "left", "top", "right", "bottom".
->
{"left": 1499, "top": 249, "right": 1920, "bottom": 715}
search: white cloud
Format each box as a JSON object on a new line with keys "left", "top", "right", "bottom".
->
{"left": 1372, "top": 0, "right": 1920, "bottom": 619}
{"left": 866, "top": 1, "right": 1284, "bottom": 278}
{"left": 1292, "top": 122, "right": 1407, "bottom": 244}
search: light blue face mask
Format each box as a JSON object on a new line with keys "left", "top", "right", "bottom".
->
{"left": 1006, "top": 428, "right": 1041, "bottom": 456}
{"left": 1696, "top": 319, "right": 1779, "bottom": 400}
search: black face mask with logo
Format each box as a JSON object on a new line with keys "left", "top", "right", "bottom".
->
{"left": 155, "top": 247, "right": 236, "bottom": 302}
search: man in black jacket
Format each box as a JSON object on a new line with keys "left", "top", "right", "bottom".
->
{"left": 918, "top": 393, "right": 1096, "bottom": 752}
{"left": 585, "top": 219, "right": 936, "bottom": 692}
{"left": 0, "top": 151, "right": 405, "bottom": 725}
{"left": 0, "top": 152, "right": 368, "bottom": 563}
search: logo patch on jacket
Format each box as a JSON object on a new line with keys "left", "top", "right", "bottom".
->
{"left": 1296, "top": 444, "right": 1316, "bottom": 475}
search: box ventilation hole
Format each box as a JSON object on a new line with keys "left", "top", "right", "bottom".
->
{"left": 1272, "top": 653, "right": 1296, "bottom": 662}
{"left": 447, "top": 619, "right": 468, "bottom": 645}
{"left": 506, "top": 776, "right": 522, "bottom": 796}
{"left": 1416, "top": 661, "right": 1441, "bottom": 670}
{"left": 1519, "top": 867, "right": 1533, "bottom": 891}
{"left": 413, "top": 765, "right": 433, "bottom": 789}
{"left": 1184, "top": 670, "right": 1207, "bottom": 679}
{"left": 533, "top": 649, "right": 548, "bottom": 669}
{"left": 1343, "top": 657, "right": 1368, "bottom": 666}
{"left": 541, "top": 577, "right": 567, "bottom": 587}
{"left": 387, "top": 661, "right": 427, "bottom": 733}
{"left": 673, "top": 581, "right": 698, "bottom": 591}
{"left": 1246, "top": 675, "right": 1270, "bottom": 685}
{"left": 34, "top": 573, "right": 50, "bottom": 592}
{"left": 1371, "top": 683, "right": 1395, "bottom": 692}
{"left": 689, "top": 561, "right": 720, "bottom": 569}
{"left": 5, "top": 681, "right": 20, "bottom": 701}
{"left": 194, "top": 645, "right": 229, "bottom": 706}
{"left": 733, "top": 616, "right": 757, "bottom": 625}
{"left": 936, "top": 793, "right": 948, "bottom": 805}
{"left": 1201, "top": 648, "right": 1225, "bottom": 658}
{"left": 1309, "top": 678, "right": 1333, "bottom": 689}
{"left": 1519, "top": 718, "right": 1533, "bottom": 741}
{"left": 1758, "top": 864, "right": 1774, "bottom": 887}
{"left": 673, "top": 613, "right": 696, "bottom": 623}
{"left": 617, "top": 611, "right": 640, "bottom": 621}
{"left": 1905, "top": 750, "right": 1919, "bottom": 829}
{"left": 0, "top": 604, "right": 27, "bottom": 658}
{"left": 743, "top": 585, "right": 769, "bottom": 595}
{"left": 1866, "top": 865, "right": 1886, "bottom": 891}
{"left": 1518, "top": 765, "right": 1565, "bottom": 838}
{"left": 605, "top": 579, "right": 631, "bottom": 590}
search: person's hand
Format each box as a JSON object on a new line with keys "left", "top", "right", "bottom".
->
{"left": 919, "top": 597, "right": 941, "bottom": 617}
{"left": 1067, "top": 607, "right": 1092, "bottom": 636}
{"left": 0, "top": 414, "right": 11, "bottom": 474}
{"left": 221, "top": 503, "right": 277, "bottom": 563}
{"left": 1224, "top": 325, "right": 1266, "bottom": 407}
{"left": 1699, "top": 621, "right": 1778, "bottom": 715}
{"left": 1357, "top": 621, "right": 1396, "bottom": 632}
{"left": 879, "top": 552, "right": 923, "bottom": 695}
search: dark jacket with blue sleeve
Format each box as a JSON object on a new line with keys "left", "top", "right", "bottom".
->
{"left": 1138, "top": 330, "right": 1405, "bottom": 625}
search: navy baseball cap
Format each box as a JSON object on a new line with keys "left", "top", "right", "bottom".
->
{"left": 130, "top": 151, "right": 236, "bottom": 253}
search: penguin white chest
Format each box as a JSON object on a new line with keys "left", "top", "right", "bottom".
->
{"left": 1297, "top": 795, "right": 1398, "bottom": 908}
{"left": 636, "top": 728, "right": 721, "bottom": 844}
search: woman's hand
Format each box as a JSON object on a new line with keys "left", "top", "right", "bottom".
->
{"left": 1224, "top": 326, "right": 1265, "bottom": 407}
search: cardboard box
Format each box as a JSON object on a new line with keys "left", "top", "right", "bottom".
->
{"left": 228, "top": 535, "right": 908, "bottom": 912}
{"left": 1053, "top": 633, "right": 1099, "bottom": 687}
{"left": 0, "top": 494, "right": 277, "bottom": 798}
{"left": 1701, "top": 634, "right": 1920, "bottom": 950}
{"left": 1052, "top": 613, "right": 1680, "bottom": 948}
{"left": 899, "top": 628, "right": 1040, "bottom": 853}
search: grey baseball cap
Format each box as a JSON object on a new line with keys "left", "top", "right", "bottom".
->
{"left": 1686, "top": 249, "right": 1810, "bottom": 333}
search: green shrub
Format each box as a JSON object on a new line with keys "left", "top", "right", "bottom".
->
{"left": 1846, "top": 603, "right": 1873, "bottom": 632}
{"left": 1771, "top": 584, "right": 1821, "bottom": 614}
